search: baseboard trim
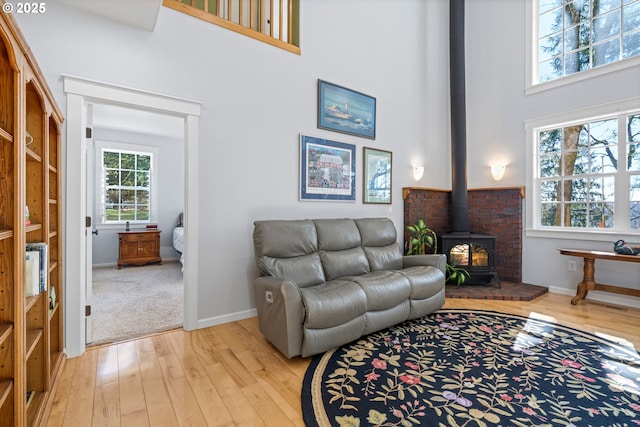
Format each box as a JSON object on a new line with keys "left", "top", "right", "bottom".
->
{"left": 197, "top": 308, "right": 258, "bottom": 329}
{"left": 92, "top": 258, "right": 181, "bottom": 269}
{"left": 93, "top": 262, "right": 117, "bottom": 268}
{"left": 549, "top": 286, "right": 640, "bottom": 309}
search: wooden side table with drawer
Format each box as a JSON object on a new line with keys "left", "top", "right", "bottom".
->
{"left": 118, "top": 230, "right": 162, "bottom": 268}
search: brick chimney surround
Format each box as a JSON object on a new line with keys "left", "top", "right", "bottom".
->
{"left": 403, "top": 187, "right": 524, "bottom": 284}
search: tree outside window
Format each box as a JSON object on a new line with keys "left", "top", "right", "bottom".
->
{"left": 537, "top": 0, "right": 640, "bottom": 83}
{"left": 630, "top": 115, "right": 640, "bottom": 227}
{"left": 537, "top": 112, "right": 640, "bottom": 230}
{"left": 103, "top": 149, "right": 152, "bottom": 222}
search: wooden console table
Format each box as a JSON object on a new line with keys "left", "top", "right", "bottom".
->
{"left": 559, "top": 248, "right": 640, "bottom": 304}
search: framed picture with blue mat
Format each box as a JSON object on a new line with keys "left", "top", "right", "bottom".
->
{"left": 299, "top": 134, "right": 356, "bottom": 202}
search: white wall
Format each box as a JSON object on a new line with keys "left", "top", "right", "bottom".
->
{"left": 91, "top": 128, "right": 184, "bottom": 265}
{"left": 15, "top": 0, "right": 451, "bottom": 325}
{"left": 464, "top": 0, "right": 640, "bottom": 306}
{"left": 16, "top": 0, "right": 640, "bottom": 326}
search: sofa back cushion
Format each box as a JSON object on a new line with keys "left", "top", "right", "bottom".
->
{"left": 253, "top": 217, "right": 403, "bottom": 285}
{"left": 363, "top": 245, "right": 404, "bottom": 271}
{"left": 355, "top": 218, "right": 403, "bottom": 270}
{"left": 253, "top": 220, "right": 326, "bottom": 287}
{"left": 314, "top": 219, "right": 371, "bottom": 280}
{"left": 320, "top": 246, "right": 370, "bottom": 280}
{"left": 261, "top": 253, "right": 326, "bottom": 288}
{"left": 314, "top": 218, "right": 361, "bottom": 250}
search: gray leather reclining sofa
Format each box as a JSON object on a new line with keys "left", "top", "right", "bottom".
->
{"left": 252, "top": 217, "right": 446, "bottom": 358}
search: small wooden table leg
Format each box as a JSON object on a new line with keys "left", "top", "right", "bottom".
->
{"left": 571, "top": 257, "right": 596, "bottom": 305}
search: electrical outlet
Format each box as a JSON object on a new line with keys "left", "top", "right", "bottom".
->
{"left": 568, "top": 260, "right": 577, "bottom": 271}
{"left": 265, "top": 290, "right": 274, "bottom": 304}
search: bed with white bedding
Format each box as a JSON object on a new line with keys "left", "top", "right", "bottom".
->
{"left": 172, "top": 213, "right": 184, "bottom": 268}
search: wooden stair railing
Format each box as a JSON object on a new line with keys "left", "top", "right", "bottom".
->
{"left": 163, "top": 0, "right": 300, "bottom": 54}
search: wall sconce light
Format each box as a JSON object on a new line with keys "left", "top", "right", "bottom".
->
{"left": 413, "top": 166, "right": 424, "bottom": 181}
{"left": 490, "top": 164, "right": 506, "bottom": 181}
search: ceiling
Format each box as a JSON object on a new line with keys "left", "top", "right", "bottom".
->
{"left": 92, "top": 104, "right": 184, "bottom": 140}
{"left": 51, "top": 1, "right": 183, "bottom": 138}
{"left": 54, "top": 0, "right": 163, "bottom": 31}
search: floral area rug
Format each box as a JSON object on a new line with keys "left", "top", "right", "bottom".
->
{"left": 301, "top": 310, "right": 640, "bottom": 427}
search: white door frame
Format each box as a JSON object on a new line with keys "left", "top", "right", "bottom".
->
{"left": 85, "top": 104, "right": 94, "bottom": 344}
{"left": 63, "top": 75, "right": 201, "bottom": 358}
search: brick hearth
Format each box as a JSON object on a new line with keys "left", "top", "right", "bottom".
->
{"left": 445, "top": 281, "right": 548, "bottom": 301}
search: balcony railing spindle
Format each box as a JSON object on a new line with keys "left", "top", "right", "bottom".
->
{"left": 162, "top": 0, "right": 299, "bottom": 54}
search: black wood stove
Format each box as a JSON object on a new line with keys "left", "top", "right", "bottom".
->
{"left": 442, "top": 233, "right": 500, "bottom": 287}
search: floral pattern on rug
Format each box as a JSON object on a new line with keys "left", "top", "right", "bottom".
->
{"left": 302, "top": 310, "right": 640, "bottom": 427}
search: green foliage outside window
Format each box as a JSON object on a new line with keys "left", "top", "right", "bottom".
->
{"left": 537, "top": 0, "right": 640, "bottom": 83}
{"left": 537, "top": 113, "right": 640, "bottom": 229}
{"left": 103, "top": 150, "right": 152, "bottom": 222}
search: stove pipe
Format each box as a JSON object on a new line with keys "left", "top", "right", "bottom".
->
{"left": 449, "top": 0, "right": 469, "bottom": 233}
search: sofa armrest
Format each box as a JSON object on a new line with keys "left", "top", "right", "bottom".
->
{"left": 403, "top": 254, "right": 447, "bottom": 275}
{"left": 254, "top": 276, "right": 305, "bottom": 358}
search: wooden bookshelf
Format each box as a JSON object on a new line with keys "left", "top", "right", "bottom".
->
{"left": 0, "top": 5, "right": 65, "bottom": 427}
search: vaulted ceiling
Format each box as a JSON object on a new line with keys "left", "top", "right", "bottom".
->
{"left": 54, "top": 0, "right": 162, "bottom": 31}
{"left": 51, "top": 1, "right": 183, "bottom": 138}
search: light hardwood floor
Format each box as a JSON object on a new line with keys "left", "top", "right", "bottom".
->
{"left": 46, "top": 292, "right": 640, "bottom": 427}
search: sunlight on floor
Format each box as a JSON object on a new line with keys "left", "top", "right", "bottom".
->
{"left": 596, "top": 332, "right": 636, "bottom": 349}
{"left": 526, "top": 310, "right": 638, "bottom": 351}
{"left": 527, "top": 311, "right": 557, "bottom": 324}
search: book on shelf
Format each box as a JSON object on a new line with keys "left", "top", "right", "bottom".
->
{"left": 25, "top": 251, "right": 40, "bottom": 297}
{"left": 26, "top": 242, "right": 47, "bottom": 293}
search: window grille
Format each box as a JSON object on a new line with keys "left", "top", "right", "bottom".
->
{"left": 530, "top": 106, "right": 640, "bottom": 232}
{"left": 534, "top": 0, "right": 640, "bottom": 84}
{"left": 97, "top": 144, "right": 159, "bottom": 225}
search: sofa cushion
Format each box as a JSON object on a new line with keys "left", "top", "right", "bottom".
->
{"left": 314, "top": 218, "right": 361, "bottom": 251}
{"left": 300, "top": 280, "right": 367, "bottom": 329}
{"left": 302, "top": 316, "right": 366, "bottom": 357}
{"left": 399, "top": 265, "right": 446, "bottom": 299}
{"left": 363, "top": 244, "right": 404, "bottom": 271}
{"left": 253, "top": 219, "right": 318, "bottom": 257}
{"left": 261, "top": 253, "right": 326, "bottom": 288}
{"left": 364, "top": 301, "right": 410, "bottom": 335}
{"left": 320, "top": 247, "right": 370, "bottom": 280}
{"left": 355, "top": 218, "right": 397, "bottom": 246}
{"left": 356, "top": 218, "right": 403, "bottom": 270}
{"left": 348, "top": 271, "right": 411, "bottom": 311}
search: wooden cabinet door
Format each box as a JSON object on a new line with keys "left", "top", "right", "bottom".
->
{"left": 139, "top": 234, "right": 159, "bottom": 258}
{"left": 120, "top": 237, "right": 140, "bottom": 259}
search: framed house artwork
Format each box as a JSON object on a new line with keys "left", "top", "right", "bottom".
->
{"left": 300, "top": 134, "right": 356, "bottom": 201}
{"left": 363, "top": 147, "right": 392, "bottom": 204}
{"left": 317, "top": 80, "right": 376, "bottom": 140}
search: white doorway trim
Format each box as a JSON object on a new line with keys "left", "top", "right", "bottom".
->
{"left": 63, "top": 75, "right": 201, "bottom": 358}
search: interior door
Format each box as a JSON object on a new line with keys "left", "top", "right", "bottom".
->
{"left": 85, "top": 105, "right": 94, "bottom": 344}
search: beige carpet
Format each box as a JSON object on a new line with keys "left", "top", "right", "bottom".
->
{"left": 90, "top": 261, "right": 183, "bottom": 346}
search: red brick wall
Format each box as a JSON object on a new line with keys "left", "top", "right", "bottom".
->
{"left": 403, "top": 187, "right": 524, "bottom": 283}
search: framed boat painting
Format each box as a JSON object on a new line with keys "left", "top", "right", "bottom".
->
{"left": 317, "top": 80, "right": 376, "bottom": 140}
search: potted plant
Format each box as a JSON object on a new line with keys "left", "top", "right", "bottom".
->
{"left": 405, "top": 219, "right": 437, "bottom": 255}
{"left": 405, "top": 219, "right": 470, "bottom": 285}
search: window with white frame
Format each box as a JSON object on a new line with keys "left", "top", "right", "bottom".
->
{"left": 535, "top": 0, "right": 640, "bottom": 84}
{"left": 530, "top": 102, "right": 640, "bottom": 233}
{"left": 96, "top": 142, "right": 159, "bottom": 225}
